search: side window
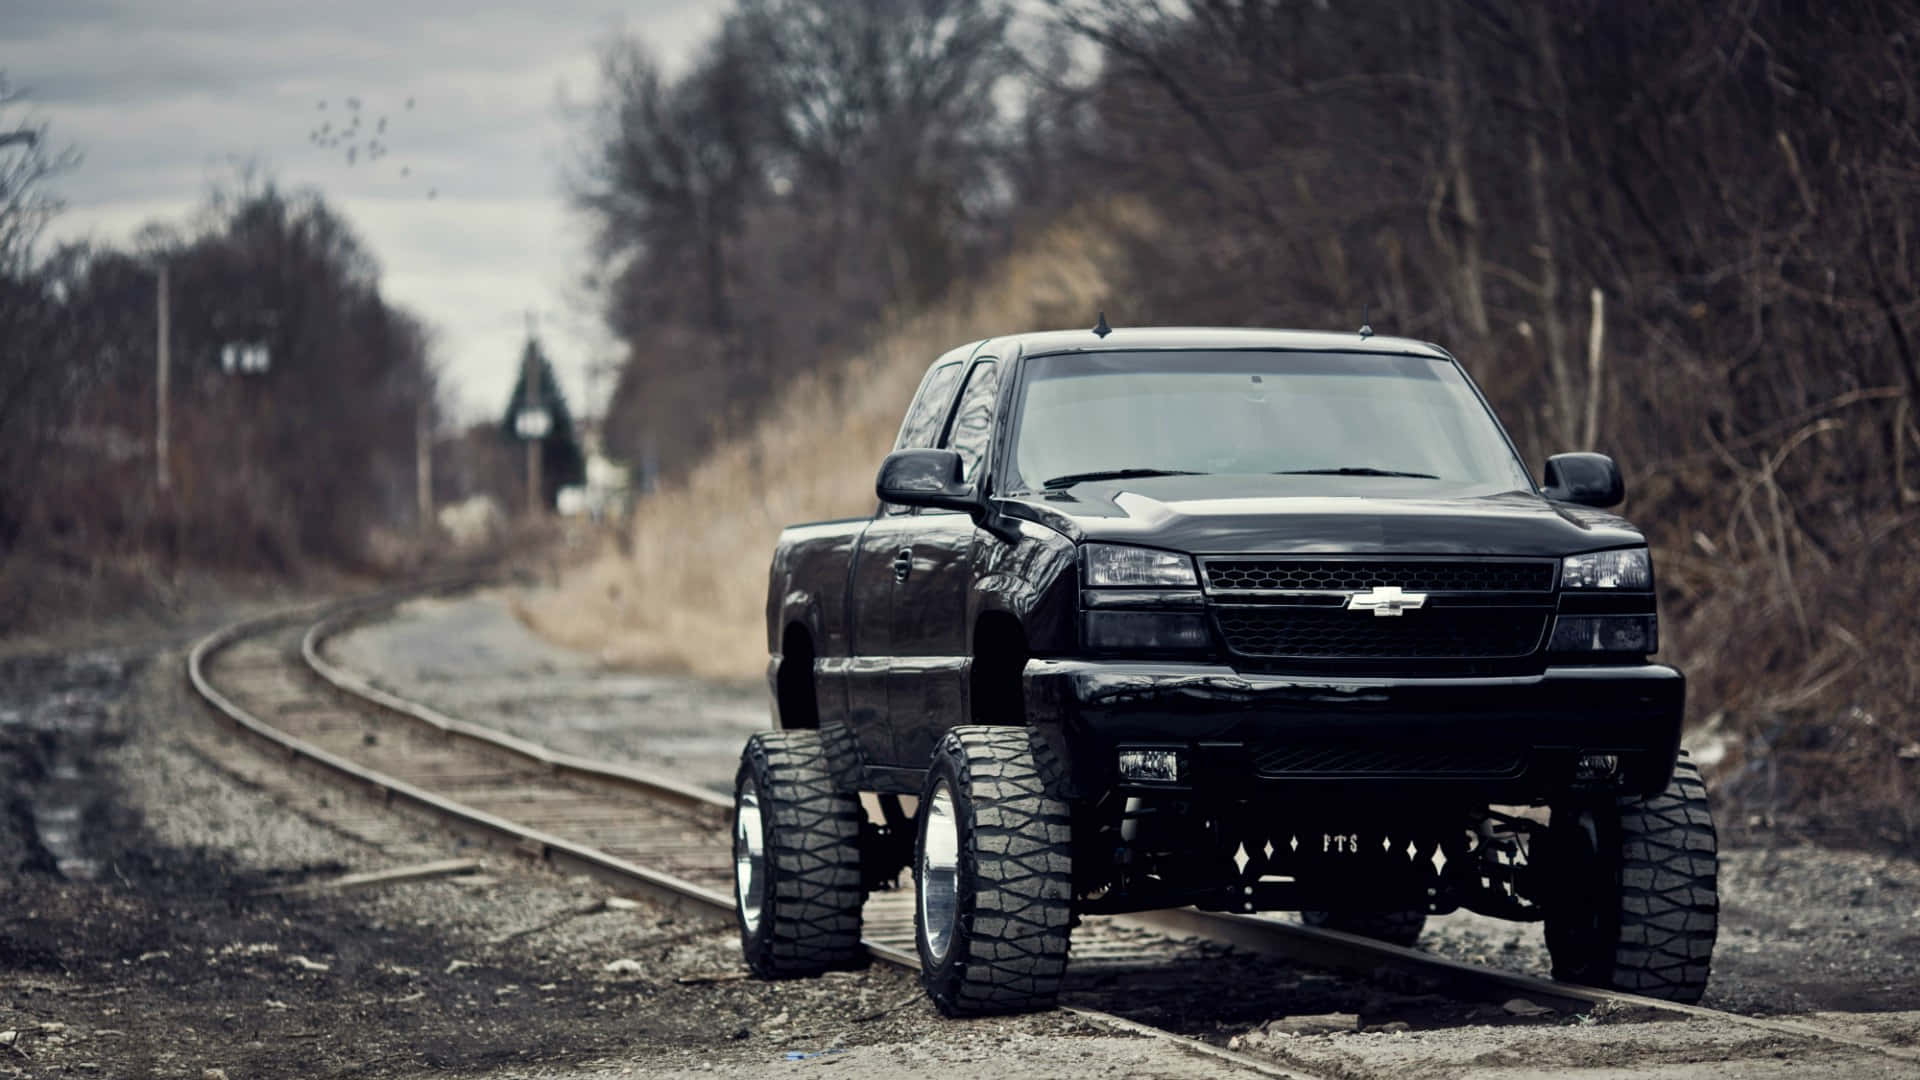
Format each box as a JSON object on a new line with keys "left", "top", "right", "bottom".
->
{"left": 895, "top": 362, "right": 965, "bottom": 451}
{"left": 942, "top": 360, "right": 1000, "bottom": 487}
{"left": 885, "top": 361, "right": 966, "bottom": 515}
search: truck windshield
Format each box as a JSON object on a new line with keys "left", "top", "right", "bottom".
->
{"left": 1007, "top": 350, "right": 1534, "bottom": 495}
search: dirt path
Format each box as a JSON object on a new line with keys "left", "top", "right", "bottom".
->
{"left": 2, "top": 590, "right": 1913, "bottom": 1078}
{"left": 328, "top": 590, "right": 766, "bottom": 797}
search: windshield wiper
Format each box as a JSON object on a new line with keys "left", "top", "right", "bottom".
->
{"left": 1276, "top": 467, "right": 1440, "bottom": 479}
{"left": 1042, "top": 468, "right": 1207, "bottom": 489}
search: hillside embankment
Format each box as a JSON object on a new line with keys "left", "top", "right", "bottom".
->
{"left": 516, "top": 210, "right": 1129, "bottom": 681}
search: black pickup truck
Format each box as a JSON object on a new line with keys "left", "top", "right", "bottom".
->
{"left": 731, "top": 326, "right": 1716, "bottom": 1016}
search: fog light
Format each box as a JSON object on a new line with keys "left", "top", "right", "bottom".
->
{"left": 1549, "top": 614, "right": 1658, "bottom": 653}
{"left": 1118, "top": 749, "right": 1183, "bottom": 783}
{"left": 1575, "top": 753, "right": 1621, "bottom": 782}
{"left": 1083, "top": 611, "right": 1211, "bottom": 652}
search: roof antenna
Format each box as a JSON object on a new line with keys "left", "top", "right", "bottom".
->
{"left": 1358, "top": 302, "right": 1373, "bottom": 340}
{"left": 1092, "top": 311, "right": 1111, "bottom": 338}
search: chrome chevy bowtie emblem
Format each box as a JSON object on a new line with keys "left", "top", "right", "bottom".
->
{"left": 1347, "top": 585, "right": 1427, "bottom": 616}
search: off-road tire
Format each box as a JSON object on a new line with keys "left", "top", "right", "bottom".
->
{"left": 914, "top": 726, "right": 1073, "bottom": 1016}
{"left": 1301, "top": 908, "right": 1428, "bottom": 948}
{"left": 818, "top": 721, "right": 865, "bottom": 792}
{"left": 734, "top": 730, "right": 866, "bottom": 978}
{"left": 1544, "top": 753, "right": 1717, "bottom": 1002}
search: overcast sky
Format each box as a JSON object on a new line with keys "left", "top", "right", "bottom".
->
{"left": 6, "top": 0, "right": 721, "bottom": 422}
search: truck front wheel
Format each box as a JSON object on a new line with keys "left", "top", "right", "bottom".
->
{"left": 914, "top": 726, "right": 1073, "bottom": 1016}
{"left": 734, "top": 730, "right": 866, "bottom": 978}
{"left": 1543, "top": 752, "right": 1718, "bottom": 1002}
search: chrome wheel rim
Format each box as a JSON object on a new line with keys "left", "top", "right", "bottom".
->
{"left": 735, "top": 779, "right": 766, "bottom": 934}
{"left": 919, "top": 780, "right": 961, "bottom": 963}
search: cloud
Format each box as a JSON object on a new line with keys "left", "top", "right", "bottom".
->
{"left": 7, "top": 0, "right": 722, "bottom": 421}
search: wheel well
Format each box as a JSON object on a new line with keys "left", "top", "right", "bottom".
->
{"left": 777, "top": 623, "right": 819, "bottom": 729}
{"left": 970, "top": 612, "right": 1029, "bottom": 724}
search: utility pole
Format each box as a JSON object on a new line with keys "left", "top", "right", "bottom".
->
{"left": 524, "top": 323, "right": 543, "bottom": 517}
{"left": 583, "top": 356, "right": 604, "bottom": 453}
{"left": 156, "top": 262, "right": 171, "bottom": 494}
{"left": 416, "top": 398, "right": 433, "bottom": 533}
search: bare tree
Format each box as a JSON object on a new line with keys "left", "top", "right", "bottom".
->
{"left": 576, "top": 1, "right": 1017, "bottom": 481}
{"left": 0, "top": 73, "right": 76, "bottom": 276}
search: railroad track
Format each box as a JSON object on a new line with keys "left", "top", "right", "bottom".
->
{"left": 187, "top": 585, "right": 1920, "bottom": 1075}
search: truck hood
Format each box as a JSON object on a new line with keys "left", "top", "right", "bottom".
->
{"left": 998, "top": 473, "right": 1642, "bottom": 556}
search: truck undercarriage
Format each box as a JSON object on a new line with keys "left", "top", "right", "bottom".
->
{"left": 1073, "top": 793, "right": 1547, "bottom": 921}
{"left": 859, "top": 788, "right": 1553, "bottom": 921}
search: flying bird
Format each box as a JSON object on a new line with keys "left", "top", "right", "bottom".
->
{"left": 304, "top": 93, "right": 432, "bottom": 194}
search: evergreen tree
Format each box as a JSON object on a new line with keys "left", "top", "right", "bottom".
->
{"left": 500, "top": 336, "right": 586, "bottom": 509}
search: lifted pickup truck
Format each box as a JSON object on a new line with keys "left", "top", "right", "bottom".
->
{"left": 732, "top": 326, "right": 1715, "bottom": 1016}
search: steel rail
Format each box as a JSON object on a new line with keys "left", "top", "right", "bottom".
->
{"left": 189, "top": 602, "right": 731, "bottom": 921}
{"left": 301, "top": 595, "right": 724, "bottom": 816}
{"left": 189, "top": 589, "right": 1920, "bottom": 1069}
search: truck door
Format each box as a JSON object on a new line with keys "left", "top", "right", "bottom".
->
{"left": 844, "top": 515, "right": 916, "bottom": 765}
{"left": 845, "top": 358, "right": 966, "bottom": 768}
{"left": 891, "top": 359, "right": 999, "bottom": 767}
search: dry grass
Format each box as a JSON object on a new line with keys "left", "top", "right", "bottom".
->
{"left": 517, "top": 207, "right": 1139, "bottom": 679}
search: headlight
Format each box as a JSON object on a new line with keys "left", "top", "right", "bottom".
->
{"left": 1549, "top": 615, "right": 1658, "bottom": 653}
{"left": 1561, "top": 548, "right": 1651, "bottom": 589}
{"left": 1082, "top": 612, "right": 1211, "bottom": 652}
{"left": 1082, "top": 544, "right": 1198, "bottom": 587}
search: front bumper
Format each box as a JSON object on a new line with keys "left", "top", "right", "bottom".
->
{"left": 1023, "top": 659, "right": 1684, "bottom": 803}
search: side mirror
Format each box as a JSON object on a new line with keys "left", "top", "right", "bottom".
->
{"left": 876, "top": 448, "right": 982, "bottom": 517}
{"left": 1542, "top": 452, "right": 1625, "bottom": 508}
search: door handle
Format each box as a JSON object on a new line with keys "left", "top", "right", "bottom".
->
{"left": 892, "top": 547, "right": 914, "bottom": 583}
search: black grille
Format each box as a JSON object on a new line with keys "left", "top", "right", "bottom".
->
{"left": 1252, "top": 744, "right": 1523, "bottom": 778}
{"left": 1213, "top": 606, "right": 1547, "bottom": 659}
{"left": 1203, "top": 558, "right": 1554, "bottom": 593}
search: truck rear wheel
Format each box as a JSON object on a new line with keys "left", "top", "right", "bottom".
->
{"left": 1544, "top": 753, "right": 1717, "bottom": 1002}
{"left": 1301, "top": 908, "right": 1428, "bottom": 948}
{"left": 734, "top": 730, "right": 866, "bottom": 978}
{"left": 914, "top": 725, "right": 1073, "bottom": 1016}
